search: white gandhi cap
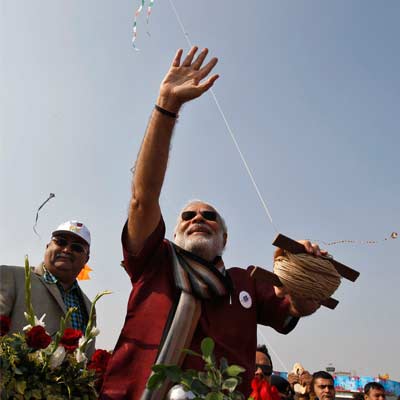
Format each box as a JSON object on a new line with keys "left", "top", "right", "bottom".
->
{"left": 52, "top": 220, "right": 91, "bottom": 246}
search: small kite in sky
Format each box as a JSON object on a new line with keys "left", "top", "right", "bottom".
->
{"left": 33, "top": 193, "right": 55, "bottom": 237}
{"left": 132, "top": 0, "right": 155, "bottom": 49}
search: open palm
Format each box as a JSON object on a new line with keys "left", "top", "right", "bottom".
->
{"left": 159, "top": 47, "right": 219, "bottom": 108}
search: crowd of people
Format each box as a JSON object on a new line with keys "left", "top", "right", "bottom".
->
{"left": 250, "top": 345, "right": 387, "bottom": 400}
{"left": 0, "top": 46, "right": 392, "bottom": 400}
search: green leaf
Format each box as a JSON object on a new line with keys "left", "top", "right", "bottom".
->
{"left": 205, "top": 392, "right": 224, "bottom": 400}
{"left": 182, "top": 369, "right": 197, "bottom": 380}
{"left": 181, "top": 381, "right": 192, "bottom": 391}
{"left": 164, "top": 365, "right": 183, "bottom": 382}
{"left": 201, "top": 338, "right": 215, "bottom": 359}
{"left": 181, "top": 370, "right": 196, "bottom": 388}
{"left": 151, "top": 364, "right": 167, "bottom": 374}
{"left": 199, "top": 371, "right": 213, "bottom": 387}
{"left": 222, "top": 377, "right": 239, "bottom": 392}
{"left": 24, "top": 256, "right": 35, "bottom": 326}
{"left": 191, "top": 379, "right": 210, "bottom": 395}
{"left": 146, "top": 372, "right": 165, "bottom": 391}
{"left": 15, "top": 380, "right": 27, "bottom": 394}
{"left": 212, "top": 369, "right": 223, "bottom": 387}
{"left": 225, "top": 365, "right": 246, "bottom": 377}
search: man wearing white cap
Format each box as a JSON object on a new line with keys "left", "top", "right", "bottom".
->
{"left": 0, "top": 220, "right": 95, "bottom": 354}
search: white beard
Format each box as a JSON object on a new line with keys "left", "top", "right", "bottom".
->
{"left": 174, "top": 231, "right": 225, "bottom": 261}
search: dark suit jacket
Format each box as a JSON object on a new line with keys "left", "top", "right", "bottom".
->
{"left": 0, "top": 264, "right": 95, "bottom": 356}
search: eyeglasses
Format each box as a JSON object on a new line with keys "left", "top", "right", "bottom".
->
{"left": 52, "top": 236, "right": 88, "bottom": 254}
{"left": 255, "top": 364, "right": 273, "bottom": 377}
{"left": 316, "top": 384, "right": 335, "bottom": 391}
{"left": 181, "top": 210, "right": 217, "bottom": 222}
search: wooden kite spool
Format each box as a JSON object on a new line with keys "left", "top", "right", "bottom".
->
{"left": 250, "top": 233, "right": 360, "bottom": 309}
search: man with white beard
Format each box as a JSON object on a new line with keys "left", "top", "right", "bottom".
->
{"left": 173, "top": 201, "right": 227, "bottom": 263}
{"left": 100, "top": 46, "right": 324, "bottom": 400}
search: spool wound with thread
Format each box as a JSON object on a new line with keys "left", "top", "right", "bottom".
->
{"left": 273, "top": 252, "right": 341, "bottom": 301}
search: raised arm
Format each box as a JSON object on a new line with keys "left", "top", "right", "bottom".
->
{"left": 127, "top": 47, "right": 219, "bottom": 254}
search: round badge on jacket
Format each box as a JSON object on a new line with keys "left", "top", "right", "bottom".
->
{"left": 239, "top": 291, "right": 252, "bottom": 309}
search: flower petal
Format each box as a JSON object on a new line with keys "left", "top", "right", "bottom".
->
{"left": 49, "top": 346, "right": 66, "bottom": 369}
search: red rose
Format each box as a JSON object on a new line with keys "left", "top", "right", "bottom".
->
{"left": 250, "top": 377, "right": 281, "bottom": 400}
{"left": 0, "top": 315, "right": 11, "bottom": 336}
{"left": 88, "top": 349, "right": 112, "bottom": 391}
{"left": 88, "top": 349, "right": 112, "bottom": 373}
{"left": 25, "top": 326, "right": 52, "bottom": 349}
{"left": 60, "top": 328, "right": 83, "bottom": 352}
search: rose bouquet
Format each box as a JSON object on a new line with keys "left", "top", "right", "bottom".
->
{"left": 0, "top": 256, "right": 112, "bottom": 399}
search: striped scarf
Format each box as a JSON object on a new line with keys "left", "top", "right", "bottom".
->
{"left": 141, "top": 241, "right": 233, "bottom": 400}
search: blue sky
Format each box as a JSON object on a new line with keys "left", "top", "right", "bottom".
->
{"left": 1, "top": 0, "right": 399, "bottom": 380}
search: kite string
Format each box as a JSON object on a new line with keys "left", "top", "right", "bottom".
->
{"left": 168, "top": 0, "right": 278, "bottom": 233}
{"left": 168, "top": 0, "right": 398, "bottom": 245}
{"left": 168, "top": 4, "right": 316, "bottom": 374}
{"left": 307, "top": 233, "right": 398, "bottom": 246}
{"left": 258, "top": 328, "right": 289, "bottom": 372}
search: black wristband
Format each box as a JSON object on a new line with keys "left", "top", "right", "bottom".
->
{"left": 154, "top": 104, "right": 178, "bottom": 118}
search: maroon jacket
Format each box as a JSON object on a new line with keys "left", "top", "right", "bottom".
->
{"left": 100, "top": 218, "right": 298, "bottom": 399}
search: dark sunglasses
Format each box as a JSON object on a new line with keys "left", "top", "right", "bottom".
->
{"left": 52, "top": 236, "right": 87, "bottom": 254}
{"left": 181, "top": 210, "right": 217, "bottom": 222}
{"left": 255, "top": 364, "right": 273, "bottom": 377}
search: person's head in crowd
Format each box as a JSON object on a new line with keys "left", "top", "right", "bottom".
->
{"left": 364, "top": 383, "right": 385, "bottom": 400}
{"left": 271, "top": 375, "right": 294, "bottom": 400}
{"left": 311, "top": 371, "right": 335, "bottom": 400}
{"left": 45, "top": 220, "right": 91, "bottom": 288}
{"left": 255, "top": 344, "right": 273, "bottom": 383}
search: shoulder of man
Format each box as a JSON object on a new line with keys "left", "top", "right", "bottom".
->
{"left": 0, "top": 264, "right": 44, "bottom": 277}
{"left": 0, "top": 265, "right": 24, "bottom": 276}
{"left": 227, "top": 266, "right": 259, "bottom": 279}
{"left": 226, "top": 266, "right": 248, "bottom": 273}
